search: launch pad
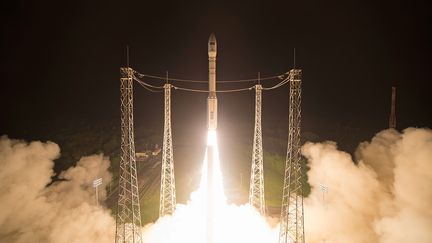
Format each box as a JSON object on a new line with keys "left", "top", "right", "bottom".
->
{"left": 115, "top": 35, "right": 304, "bottom": 243}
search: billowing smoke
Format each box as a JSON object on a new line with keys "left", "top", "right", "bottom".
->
{"left": 1, "top": 128, "right": 431, "bottom": 243}
{"left": 0, "top": 136, "right": 115, "bottom": 243}
{"left": 303, "top": 128, "right": 432, "bottom": 243}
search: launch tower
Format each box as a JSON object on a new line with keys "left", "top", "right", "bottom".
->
{"left": 249, "top": 83, "right": 265, "bottom": 215}
{"left": 159, "top": 83, "right": 176, "bottom": 217}
{"left": 116, "top": 67, "right": 143, "bottom": 243}
{"left": 279, "top": 69, "right": 305, "bottom": 243}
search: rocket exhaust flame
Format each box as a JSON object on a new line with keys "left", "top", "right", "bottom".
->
{"left": 206, "top": 132, "right": 216, "bottom": 243}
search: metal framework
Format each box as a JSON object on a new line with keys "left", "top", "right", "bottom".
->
{"left": 159, "top": 83, "right": 176, "bottom": 217}
{"left": 389, "top": 86, "right": 396, "bottom": 129}
{"left": 279, "top": 69, "right": 304, "bottom": 243}
{"left": 116, "top": 67, "right": 143, "bottom": 243}
{"left": 249, "top": 84, "right": 265, "bottom": 215}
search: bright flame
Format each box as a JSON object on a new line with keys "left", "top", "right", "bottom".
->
{"left": 200, "top": 130, "right": 226, "bottom": 205}
{"left": 207, "top": 130, "right": 217, "bottom": 146}
{"left": 142, "top": 131, "right": 279, "bottom": 243}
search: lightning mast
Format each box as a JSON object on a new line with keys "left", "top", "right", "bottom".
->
{"left": 279, "top": 69, "right": 304, "bottom": 243}
{"left": 116, "top": 67, "right": 143, "bottom": 243}
{"left": 389, "top": 86, "right": 396, "bottom": 129}
{"left": 159, "top": 83, "right": 176, "bottom": 217}
{"left": 249, "top": 82, "right": 265, "bottom": 215}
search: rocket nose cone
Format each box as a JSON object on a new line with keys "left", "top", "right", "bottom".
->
{"left": 208, "top": 33, "right": 216, "bottom": 44}
{"left": 208, "top": 33, "right": 217, "bottom": 57}
{"left": 209, "top": 33, "right": 216, "bottom": 43}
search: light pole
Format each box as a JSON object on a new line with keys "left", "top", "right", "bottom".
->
{"left": 319, "top": 184, "right": 328, "bottom": 206}
{"left": 93, "top": 178, "right": 102, "bottom": 206}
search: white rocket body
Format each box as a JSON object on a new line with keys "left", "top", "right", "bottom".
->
{"left": 207, "top": 34, "right": 217, "bottom": 131}
{"left": 206, "top": 34, "right": 217, "bottom": 243}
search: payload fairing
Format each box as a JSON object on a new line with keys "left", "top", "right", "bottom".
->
{"left": 207, "top": 34, "right": 217, "bottom": 130}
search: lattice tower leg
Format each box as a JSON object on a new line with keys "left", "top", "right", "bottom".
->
{"left": 116, "top": 67, "right": 143, "bottom": 243}
{"left": 249, "top": 84, "right": 265, "bottom": 215}
{"left": 159, "top": 83, "right": 176, "bottom": 217}
{"left": 279, "top": 69, "right": 304, "bottom": 243}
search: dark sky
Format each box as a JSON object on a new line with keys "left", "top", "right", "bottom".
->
{"left": 1, "top": 0, "right": 431, "bottom": 151}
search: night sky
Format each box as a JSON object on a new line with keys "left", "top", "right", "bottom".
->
{"left": 1, "top": 0, "right": 431, "bottom": 152}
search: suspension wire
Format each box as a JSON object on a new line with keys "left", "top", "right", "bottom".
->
{"left": 133, "top": 75, "right": 164, "bottom": 92}
{"left": 261, "top": 77, "right": 289, "bottom": 90}
{"left": 171, "top": 78, "right": 288, "bottom": 93}
{"left": 137, "top": 81, "right": 163, "bottom": 93}
{"left": 133, "top": 74, "right": 165, "bottom": 89}
{"left": 173, "top": 86, "right": 254, "bottom": 93}
{"left": 132, "top": 69, "right": 289, "bottom": 93}
{"left": 133, "top": 70, "right": 287, "bottom": 83}
{"left": 216, "top": 87, "right": 255, "bottom": 93}
{"left": 171, "top": 87, "right": 208, "bottom": 93}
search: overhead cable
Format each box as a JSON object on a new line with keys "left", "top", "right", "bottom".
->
{"left": 132, "top": 70, "right": 290, "bottom": 93}
{"left": 173, "top": 86, "right": 254, "bottom": 93}
{"left": 133, "top": 70, "right": 287, "bottom": 83}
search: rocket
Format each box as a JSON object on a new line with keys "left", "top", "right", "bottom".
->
{"left": 207, "top": 33, "right": 217, "bottom": 243}
{"left": 207, "top": 33, "right": 217, "bottom": 130}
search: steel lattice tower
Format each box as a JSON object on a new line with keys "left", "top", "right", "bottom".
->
{"left": 389, "top": 86, "right": 396, "bottom": 129}
{"left": 159, "top": 83, "right": 176, "bottom": 217}
{"left": 249, "top": 84, "right": 265, "bottom": 215}
{"left": 279, "top": 69, "right": 304, "bottom": 243}
{"left": 116, "top": 67, "right": 143, "bottom": 243}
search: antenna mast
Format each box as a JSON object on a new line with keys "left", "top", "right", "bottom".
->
{"left": 389, "top": 86, "right": 396, "bottom": 129}
{"left": 126, "top": 46, "right": 130, "bottom": 67}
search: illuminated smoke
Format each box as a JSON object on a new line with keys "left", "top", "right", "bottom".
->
{"left": 1, "top": 127, "right": 431, "bottom": 243}
{"left": 303, "top": 128, "right": 432, "bottom": 243}
{"left": 0, "top": 136, "right": 115, "bottom": 243}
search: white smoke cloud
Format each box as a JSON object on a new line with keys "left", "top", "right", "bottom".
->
{"left": 0, "top": 136, "right": 115, "bottom": 243}
{"left": 374, "top": 128, "right": 432, "bottom": 243}
{"left": 302, "top": 128, "right": 432, "bottom": 243}
{"left": 1, "top": 127, "right": 431, "bottom": 243}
